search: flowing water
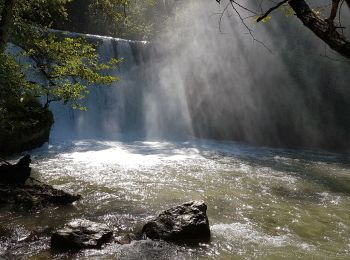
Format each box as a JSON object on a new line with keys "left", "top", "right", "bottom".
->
{"left": 1, "top": 139, "right": 350, "bottom": 259}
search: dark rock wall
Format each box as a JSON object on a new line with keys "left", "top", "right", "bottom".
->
{"left": 0, "top": 100, "right": 53, "bottom": 156}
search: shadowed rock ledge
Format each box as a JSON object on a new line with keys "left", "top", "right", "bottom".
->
{"left": 0, "top": 155, "right": 80, "bottom": 208}
{"left": 0, "top": 183, "right": 81, "bottom": 208}
{"left": 0, "top": 99, "right": 53, "bottom": 157}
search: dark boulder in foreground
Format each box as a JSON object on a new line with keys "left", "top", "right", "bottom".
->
{"left": 142, "top": 201, "right": 210, "bottom": 243}
{"left": 51, "top": 219, "right": 113, "bottom": 250}
{"left": 0, "top": 155, "right": 80, "bottom": 208}
{"left": 0, "top": 155, "right": 32, "bottom": 184}
{"left": 0, "top": 183, "right": 81, "bottom": 208}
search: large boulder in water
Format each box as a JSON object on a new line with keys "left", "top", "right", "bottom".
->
{"left": 142, "top": 201, "right": 210, "bottom": 243}
{"left": 51, "top": 219, "right": 113, "bottom": 250}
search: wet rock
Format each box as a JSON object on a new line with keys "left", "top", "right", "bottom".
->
{"left": 142, "top": 201, "right": 210, "bottom": 243}
{"left": 0, "top": 183, "right": 81, "bottom": 208}
{"left": 0, "top": 155, "right": 32, "bottom": 184}
{"left": 51, "top": 219, "right": 113, "bottom": 250}
{"left": 115, "top": 233, "right": 137, "bottom": 245}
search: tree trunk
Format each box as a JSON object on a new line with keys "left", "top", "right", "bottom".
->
{"left": 0, "top": 0, "right": 16, "bottom": 53}
{"left": 288, "top": 0, "right": 350, "bottom": 59}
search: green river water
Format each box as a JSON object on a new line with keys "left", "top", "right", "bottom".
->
{"left": 1, "top": 139, "right": 350, "bottom": 259}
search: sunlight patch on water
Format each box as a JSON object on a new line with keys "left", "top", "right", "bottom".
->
{"left": 58, "top": 141, "right": 204, "bottom": 169}
{"left": 2, "top": 139, "right": 350, "bottom": 259}
{"left": 63, "top": 147, "right": 161, "bottom": 168}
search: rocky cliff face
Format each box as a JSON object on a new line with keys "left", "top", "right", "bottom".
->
{"left": 0, "top": 99, "right": 53, "bottom": 156}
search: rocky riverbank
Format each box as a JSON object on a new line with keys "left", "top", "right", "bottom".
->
{"left": 0, "top": 155, "right": 80, "bottom": 208}
{"left": 0, "top": 183, "right": 81, "bottom": 209}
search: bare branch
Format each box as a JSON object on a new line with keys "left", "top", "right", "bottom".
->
{"left": 256, "top": 0, "right": 288, "bottom": 23}
{"left": 230, "top": 0, "right": 258, "bottom": 15}
{"left": 338, "top": 0, "right": 346, "bottom": 35}
{"left": 326, "top": 0, "right": 341, "bottom": 31}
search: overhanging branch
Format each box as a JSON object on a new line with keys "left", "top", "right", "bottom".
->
{"left": 256, "top": 0, "right": 288, "bottom": 22}
{"left": 288, "top": 0, "right": 350, "bottom": 59}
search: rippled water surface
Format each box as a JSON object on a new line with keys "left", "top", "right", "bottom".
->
{"left": 1, "top": 139, "right": 350, "bottom": 259}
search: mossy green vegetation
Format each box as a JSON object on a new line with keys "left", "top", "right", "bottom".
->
{"left": 1, "top": 0, "right": 122, "bottom": 109}
{"left": 0, "top": 54, "right": 53, "bottom": 155}
{"left": 58, "top": 0, "right": 176, "bottom": 40}
{"left": 22, "top": 34, "right": 121, "bottom": 109}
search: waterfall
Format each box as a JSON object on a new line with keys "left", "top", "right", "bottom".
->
{"left": 50, "top": 36, "right": 144, "bottom": 140}
{"left": 48, "top": 34, "right": 194, "bottom": 142}
{"left": 145, "top": 1, "right": 350, "bottom": 151}
{"left": 7, "top": 1, "right": 350, "bottom": 150}
{"left": 6, "top": 31, "right": 195, "bottom": 143}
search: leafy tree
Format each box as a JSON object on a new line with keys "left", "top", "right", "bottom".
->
{"left": 0, "top": 0, "right": 71, "bottom": 51}
{"left": 0, "top": 0, "right": 120, "bottom": 109}
{"left": 0, "top": 0, "right": 16, "bottom": 51}
{"left": 0, "top": 53, "right": 54, "bottom": 156}
{"left": 0, "top": 53, "right": 33, "bottom": 106}
{"left": 89, "top": 0, "right": 155, "bottom": 39}
{"left": 22, "top": 34, "right": 121, "bottom": 109}
{"left": 60, "top": 0, "right": 171, "bottom": 40}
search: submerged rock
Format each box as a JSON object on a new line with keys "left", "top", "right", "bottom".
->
{"left": 0, "top": 183, "right": 81, "bottom": 208}
{"left": 142, "top": 201, "right": 210, "bottom": 243}
{"left": 51, "top": 219, "right": 113, "bottom": 250}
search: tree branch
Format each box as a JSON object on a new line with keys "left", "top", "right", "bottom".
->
{"left": 288, "top": 0, "right": 350, "bottom": 59}
{"left": 256, "top": 0, "right": 288, "bottom": 22}
{"left": 326, "top": 0, "right": 341, "bottom": 30}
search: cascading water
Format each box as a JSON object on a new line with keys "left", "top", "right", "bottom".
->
{"left": 49, "top": 33, "right": 194, "bottom": 142}
{"left": 50, "top": 36, "right": 147, "bottom": 140}
{"left": 49, "top": 0, "right": 350, "bottom": 150}
{"left": 147, "top": 0, "right": 350, "bottom": 151}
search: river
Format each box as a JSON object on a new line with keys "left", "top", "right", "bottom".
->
{"left": 1, "top": 138, "right": 349, "bottom": 259}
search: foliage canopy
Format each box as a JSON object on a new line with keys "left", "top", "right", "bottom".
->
{"left": 0, "top": 0, "right": 121, "bottom": 110}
